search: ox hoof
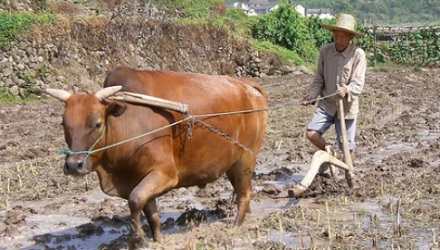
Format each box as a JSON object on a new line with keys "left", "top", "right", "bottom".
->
{"left": 153, "top": 234, "right": 163, "bottom": 243}
{"left": 128, "top": 235, "right": 148, "bottom": 250}
{"left": 287, "top": 186, "right": 306, "bottom": 198}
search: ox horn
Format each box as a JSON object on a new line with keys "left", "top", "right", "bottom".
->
{"left": 95, "top": 86, "right": 123, "bottom": 101}
{"left": 43, "top": 88, "right": 72, "bottom": 102}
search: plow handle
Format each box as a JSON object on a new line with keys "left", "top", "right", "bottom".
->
{"left": 338, "top": 98, "right": 355, "bottom": 187}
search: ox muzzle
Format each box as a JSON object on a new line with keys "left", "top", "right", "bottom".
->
{"left": 60, "top": 127, "right": 107, "bottom": 176}
{"left": 64, "top": 154, "right": 92, "bottom": 176}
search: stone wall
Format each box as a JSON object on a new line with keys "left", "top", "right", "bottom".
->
{"left": 0, "top": 1, "right": 302, "bottom": 98}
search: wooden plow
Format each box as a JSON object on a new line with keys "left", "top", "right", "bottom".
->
{"left": 288, "top": 97, "right": 356, "bottom": 198}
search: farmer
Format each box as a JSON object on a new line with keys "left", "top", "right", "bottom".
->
{"left": 302, "top": 13, "right": 367, "bottom": 175}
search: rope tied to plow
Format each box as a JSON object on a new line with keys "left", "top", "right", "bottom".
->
{"left": 57, "top": 91, "right": 339, "bottom": 157}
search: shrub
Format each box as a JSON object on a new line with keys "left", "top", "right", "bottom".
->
{"left": 0, "top": 12, "right": 57, "bottom": 46}
{"left": 150, "top": 0, "right": 224, "bottom": 19}
{"left": 304, "top": 17, "right": 333, "bottom": 49}
{"left": 252, "top": 3, "right": 308, "bottom": 51}
{"left": 252, "top": 40, "right": 304, "bottom": 65}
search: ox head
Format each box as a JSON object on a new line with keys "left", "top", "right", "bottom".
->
{"left": 44, "top": 86, "right": 126, "bottom": 176}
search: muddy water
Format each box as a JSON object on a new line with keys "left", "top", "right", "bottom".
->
{"left": 0, "top": 138, "right": 432, "bottom": 250}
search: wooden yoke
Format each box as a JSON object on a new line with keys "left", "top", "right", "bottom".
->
{"left": 109, "top": 92, "right": 190, "bottom": 114}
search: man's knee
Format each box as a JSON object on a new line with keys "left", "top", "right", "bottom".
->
{"left": 306, "top": 130, "right": 320, "bottom": 141}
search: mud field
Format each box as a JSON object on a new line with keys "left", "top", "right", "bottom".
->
{"left": 0, "top": 67, "right": 439, "bottom": 250}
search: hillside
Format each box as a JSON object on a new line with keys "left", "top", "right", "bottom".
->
{"left": 0, "top": 0, "right": 293, "bottom": 99}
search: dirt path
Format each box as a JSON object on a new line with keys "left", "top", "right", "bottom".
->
{"left": 1, "top": 67, "right": 439, "bottom": 249}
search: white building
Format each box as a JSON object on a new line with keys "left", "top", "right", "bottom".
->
{"left": 230, "top": 0, "right": 278, "bottom": 16}
{"left": 229, "top": 2, "right": 333, "bottom": 19}
{"left": 305, "top": 8, "right": 334, "bottom": 19}
{"left": 295, "top": 4, "right": 306, "bottom": 17}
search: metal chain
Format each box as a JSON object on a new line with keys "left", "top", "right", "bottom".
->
{"left": 186, "top": 115, "right": 196, "bottom": 140}
{"left": 196, "top": 119, "right": 258, "bottom": 158}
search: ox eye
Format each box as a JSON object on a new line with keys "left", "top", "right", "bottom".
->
{"left": 95, "top": 122, "right": 102, "bottom": 129}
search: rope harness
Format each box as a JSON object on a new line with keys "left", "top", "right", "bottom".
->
{"left": 58, "top": 91, "right": 340, "bottom": 158}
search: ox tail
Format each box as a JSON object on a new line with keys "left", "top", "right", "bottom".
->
{"left": 240, "top": 78, "right": 267, "bottom": 99}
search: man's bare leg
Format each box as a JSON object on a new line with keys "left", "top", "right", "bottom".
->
{"left": 306, "top": 130, "right": 326, "bottom": 150}
{"left": 306, "top": 130, "right": 331, "bottom": 174}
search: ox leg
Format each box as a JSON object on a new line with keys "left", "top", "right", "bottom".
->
{"left": 226, "top": 155, "right": 255, "bottom": 226}
{"left": 142, "top": 199, "right": 162, "bottom": 242}
{"left": 128, "top": 171, "right": 177, "bottom": 249}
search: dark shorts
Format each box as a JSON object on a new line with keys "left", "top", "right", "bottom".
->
{"left": 307, "top": 106, "right": 357, "bottom": 151}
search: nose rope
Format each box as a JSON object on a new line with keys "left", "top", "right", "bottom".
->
{"left": 58, "top": 126, "right": 107, "bottom": 157}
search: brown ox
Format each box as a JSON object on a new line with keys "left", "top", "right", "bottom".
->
{"left": 44, "top": 66, "right": 268, "bottom": 248}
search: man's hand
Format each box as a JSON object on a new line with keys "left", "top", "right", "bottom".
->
{"left": 301, "top": 95, "right": 315, "bottom": 106}
{"left": 337, "top": 86, "right": 348, "bottom": 97}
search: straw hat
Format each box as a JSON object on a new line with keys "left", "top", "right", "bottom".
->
{"left": 322, "top": 13, "right": 365, "bottom": 38}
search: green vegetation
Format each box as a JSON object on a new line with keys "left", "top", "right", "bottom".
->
{"left": 36, "top": 0, "right": 50, "bottom": 12}
{"left": 358, "top": 25, "right": 440, "bottom": 65}
{"left": 149, "top": 0, "right": 315, "bottom": 65}
{"left": 151, "top": 0, "right": 224, "bottom": 19}
{"left": 248, "top": 2, "right": 338, "bottom": 64}
{"left": 252, "top": 3, "right": 336, "bottom": 64}
{"left": 226, "top": 0, "right": 440, "bottom": 25}
{"left": 0, "top": 88, "right": 42, "bottom": 103}
{"left": 227, "top": 0, "right": 440, "bottom": 66}
{"left": 0, "top": 12, "right": 57, "bottom": 102}
{"left": 0, "top": 12, "right": 57, "bottom": 46}
{"left": 321, "top": 0, "right": 439, "bottom": 25}
{"left": 156, "top": 1, "right": 336, "bottom": 65}
{"left": 252, "top": 4, "right": 308, "bottom": 53}
{"left": 387, "top": 29, "right": 440, "bottom": 63}
{"left": 212, "top": 8, "right": 254, "bottom": 37}
{"left": 252, "top": 40, "right": 304, "bottom": 65}
{"left": 0, "top": 90, "right": 21, "bottom": 102}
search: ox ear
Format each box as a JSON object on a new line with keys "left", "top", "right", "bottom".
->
{"left": 106, "top": 100, "right": 127, "bottom": 117}
{"left": 95, "top": 86, "right": 123, "bottom": 101}
{"left": 43, "top": 88, "right": 72, "bottom": 102}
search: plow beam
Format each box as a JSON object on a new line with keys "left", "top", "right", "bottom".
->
{"left": 288, "top": 150, "right": 352, "bottom": 198}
